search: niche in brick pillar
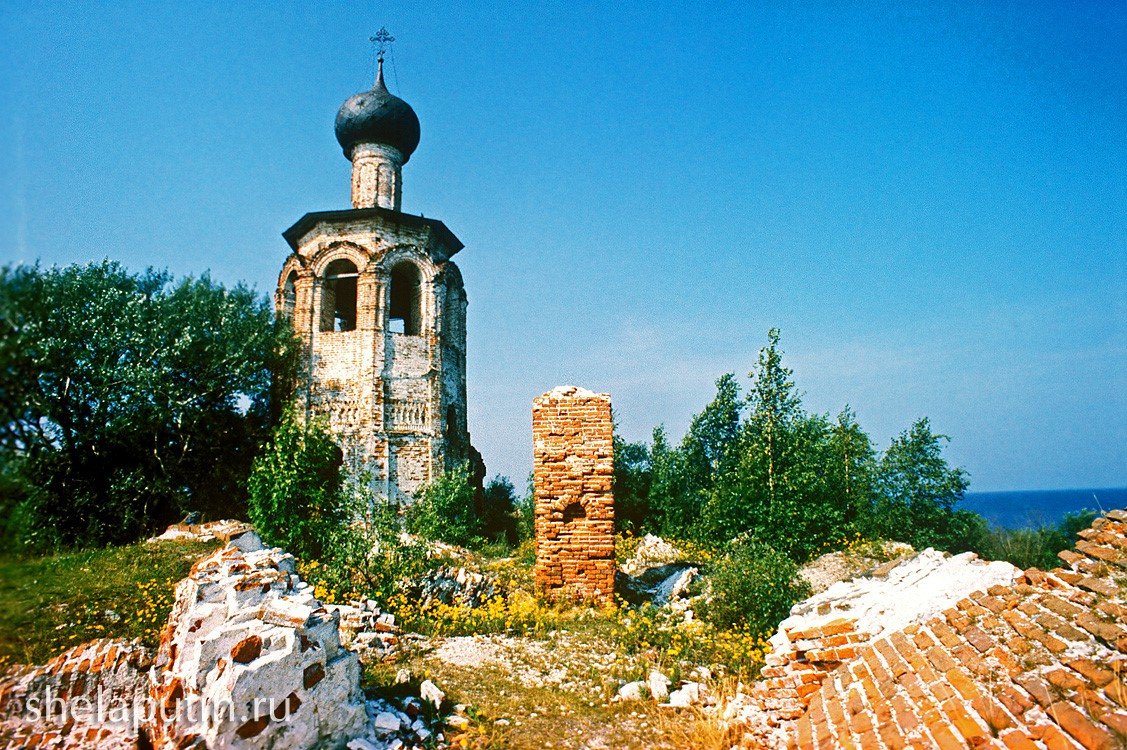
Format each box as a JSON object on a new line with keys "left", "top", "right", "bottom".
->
{"left": 531, "top": 385, "right": 615, "bottom": 605}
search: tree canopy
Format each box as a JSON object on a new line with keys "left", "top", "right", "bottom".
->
{"left": 0, "top": 261, "right": 296, "bottom": 550}
{"left": 623, "top": 329, "right": 983, "bottom": 560}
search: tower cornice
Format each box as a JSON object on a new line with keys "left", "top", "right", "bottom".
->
{"left": 282, "top": 206, "right": 463, "bottom": 259}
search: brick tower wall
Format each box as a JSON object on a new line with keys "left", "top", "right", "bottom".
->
{"left": 531, "top": 386, "right": 615, "bottom": 605}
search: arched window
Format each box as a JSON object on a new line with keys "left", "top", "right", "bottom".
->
{"left": 320, "top": 259, "right": 358, "bottom": 332}
{"left": 562, "top": 502, "right": 586, "bottom": 524}
{"left": 281, "top": 271, "right": 297, "bottom": 320}
{"left": 389, "top": 262, "right": 422, "bottom": 335}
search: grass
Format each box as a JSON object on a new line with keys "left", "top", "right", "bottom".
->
{"left": 0, "top": 533, "right": 768, "bottom": 747}
{"left": 384, "top": 651, "right": 732, "bottom": 749}
{"left": 340, "top": 535, "right": 772, "bottom": 750}
{"left": 0, "top": 538, "right": 218, "bottom": 671}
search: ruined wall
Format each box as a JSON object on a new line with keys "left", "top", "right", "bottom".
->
{"left": 531, "top": 386, "right": 615, "bottom": 605}
{"left": 790, "top": 512, "right": 1127, "bottom": 750}
{"left": 718, "top": 513, "right": 1127, "bottom": 749}
{"left": 0, "top": 639, "right": 153, "bottom": 749}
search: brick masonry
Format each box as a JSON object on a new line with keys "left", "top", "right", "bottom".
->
{"left": 531, "top": 386, "right": 615, "bottom": 605}
{"left": 737, "top": 511, "right": 1127, "bottom": 749}
{"left": 0, "top": 639, "right": 153, "bottom": 749}
{"left": 277, "top": 202, "right": 474, "bottom": 504}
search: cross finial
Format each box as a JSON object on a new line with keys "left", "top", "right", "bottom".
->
{"left": 369, "top": 27, "right": 395, "bottom": 86}
{"left": 370, "top": 27, "right": 395, "bottom": 64}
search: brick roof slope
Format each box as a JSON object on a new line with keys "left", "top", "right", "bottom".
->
{"left": 793, "top": 510, "right": 1127, "bottom": 749}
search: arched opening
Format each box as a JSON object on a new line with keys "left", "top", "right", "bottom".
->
{"left": 389, "top": 262, "right": 422, "bottom": 335}
{"left": 320, "top": 259, "right": 358, "bottom": 332}
{"left": 562, "top": 502, "right": 586, "bottom": 524}
{"left": 281, "top": 271, "right": 297, "bottom": 319}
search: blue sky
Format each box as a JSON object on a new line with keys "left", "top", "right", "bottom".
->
{"left": 1, "top": 2, "right": 1123, "bottom": 491}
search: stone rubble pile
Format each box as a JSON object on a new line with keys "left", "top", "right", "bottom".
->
{"left": 797, "top": 540, "right": 915, "bottom": 594}
{"left": 347, "top": 684, "right": 446, "bottom": 750}
{"left": 147, "top": 519, "right": 257, "bottom": 544}
{"left": 620, "top": 534, "right": 683, "bottom": 576}
{"left": 0, "top": 527, "right": 456, "bottom": 750}
{"left": 407, "top": 566, "right": 498, "bottom": 609}
{"left": 614, "top": 666, "right": 722, "bottom": 714}
{"left": 330, "top": 600, "right": 401, "bottom": 662}
{"left": 616, "top": 534, "right": 700, "bottom": 614}
{"left": 615, "top": 564, "right": 698, "bottom": 613}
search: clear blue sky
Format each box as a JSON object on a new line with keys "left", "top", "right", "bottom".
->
{"left": 1, "top": 2, "right": 1123, "bottom": 492}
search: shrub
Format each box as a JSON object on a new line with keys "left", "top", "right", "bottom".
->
{"left": 514, "top": 472, "right": 535, "bottom": 543}
{"left": 404, "top": 462, "right": 483, "bottom": 547}
{"left": 481, "top": 474, "right": 518, "bottom": 545}
{"left": 701, "top": 538, "right": 810, "bottom": 637}
{"left": 247, "top": 412, "right": 347, "bottom": 560}
{"left": 976, "top": 510, "right": 1097, "bottom": 570}
{"left": 0, "top": 464, "right": 57, "bottom": 556}
{"left": 305, "top": 482, "right": 427, "bottom": 605}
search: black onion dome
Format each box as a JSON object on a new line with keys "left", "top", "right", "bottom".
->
{"left": 334, "top": 63, "right": 421, "bottom": 163}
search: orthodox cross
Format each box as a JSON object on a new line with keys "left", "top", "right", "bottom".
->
{"left": 370, "top": 27, "right": 395, "bottom": 65}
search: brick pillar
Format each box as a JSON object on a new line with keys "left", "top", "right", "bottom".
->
{"left": 531, "top": 385, "right": 615, "bottom": 605}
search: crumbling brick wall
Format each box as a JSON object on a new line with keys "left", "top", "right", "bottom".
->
{"left": 0, "top": 638, "right": 154, "bottom": 749}
{"left": 720, "top": 511, "right": 1127, "bottom": 749}
{"left": 531, "top": 386, "right": 615, "bottom": 605}
{"left": 792, "top": 511, "right": 1127, "bottom": 749}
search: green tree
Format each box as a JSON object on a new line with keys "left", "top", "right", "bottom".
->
{"left": 482, "top": 474, "right": 518, "bottom": 545}
{"left": 701, "top": 331, "right": 819, "bottom": 555}
{"left": 405, "top": 462, "right": 483, "bottom": 547}
{"left": 613, "top": 430, "right": 653, "bottom": 534}
{"left": 651, "top": 373, "right": 742, "bottom": 539}
{"left": 0, "top": 261, "right": 296, "bottom": 549}
{"left": 827, "top": 407, "right": 877, "bottom": 528}
{"left": 745, "top": 328, "right": 803, "bottom": 507}
{"left": 869, "top": 418, "right": 974, "bottom": 551}
{"left": 246, "top": 412, "right": 346, "bottom": 560}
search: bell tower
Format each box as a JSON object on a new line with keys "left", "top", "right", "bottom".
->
{"left": 276, "top": 49, "right": 478, "bottom": 502}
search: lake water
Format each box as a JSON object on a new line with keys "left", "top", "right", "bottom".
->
{"left": 962, "top": 487, "right": 1127, "bottom": 529}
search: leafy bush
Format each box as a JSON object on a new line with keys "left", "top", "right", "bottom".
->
{"left": 0, "top": 465, "right": 56, "bottom": 556}
{"left": 404, "top": 462, "right": 483, "bottom": 547}
{"left": 976, "top": 510, "right": 1097, "bottom": 570}
{"left": 482, "top": 474, "right": 518, "bottom": 545}
{"left": 701, "top": 538, "right": 811, "bottom": 637}
{"left": 0, "top": 261, "right": 296, "bottom": 549}
{"left": 304, "top": 484, "right": 428, "bottom": 605}
{"left": 247, "top": 412, "right": 347, "bottom": 560}
{"left": 514, "top": 472, "right": 535, "bottom": 543}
